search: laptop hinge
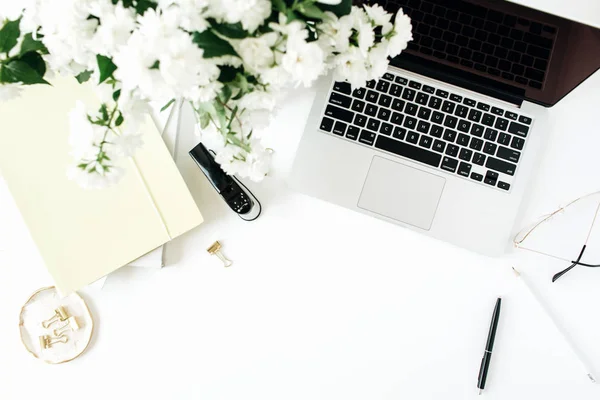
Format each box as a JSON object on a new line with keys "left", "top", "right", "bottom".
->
{"left": 391, "top": 53, "right": 525, "bottom": 108}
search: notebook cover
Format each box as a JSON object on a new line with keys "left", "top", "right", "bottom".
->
{"left": 0, "top": 78, "right": 203, "bottom": 294}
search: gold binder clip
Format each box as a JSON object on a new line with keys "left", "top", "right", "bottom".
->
{"left": 54, "top": 316, "right": 81, "bottom": 336}
{"left": 41, "top": 306, "right": 69, "bottom": 328}
{"left": 207, "top": 241, "right": 233, "bottom": 267}
{"left": 39, "top": 334, "right": 69, "bottom": 350}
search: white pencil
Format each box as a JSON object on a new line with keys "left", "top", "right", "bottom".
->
{"left": 512, "top": 267, "right": 597, "bottom": 383}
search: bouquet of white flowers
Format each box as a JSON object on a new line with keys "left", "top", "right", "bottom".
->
{"left": 0, "top": 0, "right": 412, "bottom": 188}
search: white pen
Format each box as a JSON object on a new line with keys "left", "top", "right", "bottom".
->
{"left": 512, "top": 267, "right": 597, "bottom": 383}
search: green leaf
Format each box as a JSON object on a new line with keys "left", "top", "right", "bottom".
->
{"left": 208, "top": 19, "right": 248, "bottom": 39}
{"left": 112, "top": 89, "right": 121, "bottom": 102}
{"left": 226, "top": 135, "right": 252, "bottom": 153}
{"left": 19, "top": 33, "right": 48, "bottom": 55}
{"left": 0, "top": 19, "right": 21, "bottom": 54}
{"left": 96, "top": 54, "right": 117, "bottom": 84}
{"left": 100, "top": 104, "right": 109, "bottom": 121}
{"left": 160, "top": 98, "right": 175, "bottom": 112}
{"left": 198, "top": 112, "right": 210, "bottom": 129}
{"left": 150, "top": 60, "right": 160, "bottom": 69}
{"left": 297, "top": 3, "right": 327, "bottom": 20}
{"left": 219, "top": 85, "right": 232, "bottom": 105}
{"left": 135, "top": 0, "right": 157, "bottom": 14}
{"left": 0, "top": 60, "right": 48, "bottom": 85}
{"left": 19, "top": 51, "right": 46, "bottom": 77}
{"left": 192, "top": 30, "right": 238, "bottom": 58}
{"left": 218, "top": 65, "right": 242, "bottom": 83}
{"left": 272, "top": 0, "right": 286, "bottom": 12}
{"left": 75, "top": 70, "right": 93, "bottom": 84}
{"left": 115, "top": 113, "right": 124, "bottom": 127}
{"left": 319, "top": 0, "right": 352, "bottom": 17}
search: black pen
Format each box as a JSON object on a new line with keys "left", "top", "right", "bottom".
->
{"left": 477, "top": 298, "right": 502, "bottom": 395}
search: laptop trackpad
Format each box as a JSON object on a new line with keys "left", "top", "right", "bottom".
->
{"left": 358, "top": 156, "right": 445, "bottom": 230}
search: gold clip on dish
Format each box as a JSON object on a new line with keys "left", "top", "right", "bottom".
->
{"left": 54, "top": 317, "right": 81, "bottom": 337}
{"left": 39, "top": 334, "right": 69, "bottom": 350}
{"left": 41, "top": 306, "right": 69, "bottom": 329}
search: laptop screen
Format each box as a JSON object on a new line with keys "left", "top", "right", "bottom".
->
{"left": 359, "top": 0, "right": 600, "bottom": 107}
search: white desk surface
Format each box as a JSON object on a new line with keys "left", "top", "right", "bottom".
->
{"left": 2, "top": 9, "right": 600, "bottom": 399}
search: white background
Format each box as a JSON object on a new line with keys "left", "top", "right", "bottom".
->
{"left": 2, "top": 2, "right": 600, "bottom": 399}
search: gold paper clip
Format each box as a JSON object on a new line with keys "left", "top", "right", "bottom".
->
{"left": 39, "top": 334, "right": 69, "bottom": 350}
{"left": 54, "top": 316, "right": 81, "bottom": 336}
{"left": 207, "top": 241, "right": 232, "bottom": 267}
{"left": 41, "top": 306, "right": 69, "bottom": 328}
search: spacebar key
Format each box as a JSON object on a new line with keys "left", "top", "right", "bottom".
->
{"left": 375, "top": 135, "right": 442, "bottom": 167}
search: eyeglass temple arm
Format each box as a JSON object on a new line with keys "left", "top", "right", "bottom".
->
{"left": 552, "top": 245, "right": 587, "bottom": 283}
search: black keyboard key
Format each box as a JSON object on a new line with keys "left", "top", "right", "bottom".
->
{"left": 470, "top": 124, "right": 484, "bottom": 137}
{"left": 354, "top": 114, "right": 367, "bottom": 127}
{"left": 498, "top": 181, "right": 510, "bottom": 191}
{"left": 417, "top": 121, "right": 431, "bottom": 134}
{"left": 325, "top": 105, "right": 354, "bottom": 123}
{"left": 442, "top": 101, "right": 455, "bottom": 114}
{"left": 346, "top": 125, "right": 360, "bottom": 140}
{"left": 405, "top": 103, "right": 418, "bottom": 116}
{"left": 406, "top": 130, "right": 420, "bottom": 144}
{"left": 459, "top": 148, "right": 473, "bottom": 162}
{"left": 430, "top": 124, "right": 444, "bottom": 138}
{"left": 365, "top": 104, "right": 378, "bottom": 117}
{"left": 441, "top": 156, "right": 459, "bottom": 172}
{"left": 391, "top": 112, "right": 404, "bottom": 126}
{"left": 330, "top": 92, "right": 352, "bottom": 108}
{"left": 367, "top": 118, "right": 381, "bottom": 131}
{"left": 495, "top": 117, "right": 509, "bottom": 130}
{"left": 377, "top": 108, "right": 391, "bottom": 121}
{"left": 418, "top": 107, "right": 432, "bottom": 121}
{"left": 457, "top": 119, "right": 471, "bottom": 133}
{"left": 423, "top": 85, "right": 435, "bottom": 94}
{"left": 464, "top": 98, "right": 476, "bottom": 107}
{"left": 498, "top": 132, "right": 511, "bottom": 145}
{"left": 491, "top": 107, "right": 504, "bottom": 116}
{"left": 446, "top": 144, "right": 459, "bottom": 157}
{"left": 332, "top": 121, "right": 347, "bottom": 135}
{"left": 457, "top": 133, "right": 470, "bottom": 146}
{"left": 378, "top": 94, "right": 392, "bottom": 108}
{"left": 404, "top": 116, "right": 417, "bottom": 130}
{"left": 458, "top": 162, "right": 472, "bottom": 177}
{"left": 416, "top": 93, "right": 430, "bottom": 106}
{"left": 455, "top": 105, "right": 468, "bottom": 118}
{"left": 320, "top": 117, "right": 334, "bottom": 132}
{"left": 483, "top": 142, "right": 497, "bottom": 155}
{"left": 428, "top": 96, "right": 442, "bottom": 110}
{"left": 395, "top": 76, "right": 408, "bottom": 85}
{"left": 525, "top": 67, "right": 545, "bottom": 82}
{"left": 351, "top": 99, "right": 365, "bottom": 113}
{"left": 527, "top": 44, "right": 549, "bottom": 60}
{"left": 486, "top": 157, "right": 516, "bottom": 176}
{"left": 484, "top": 170, "right": 499, "bottom": 185}
{"left": 352, "top": 88, "right": 366, "bottom": 99}
{"left": 359, "top": 129, "right": 377, "bottom": 146}
{"left": 419, "top": 135, "right": 433, "bottom": 149}
{"left": 443, "top": 129, "right": 457, "bottom": 142}
{"left": 393, "top": 127, "right": 406, "bottom": 140}
{"left": 511, "top": 136, "right": 525, "bottom": 150}
{"left": 497, "top": 146, "right": 521, "bottom": 163}
{"left": 383, "top": 73, "right": 394, "bottom": 81}
{"left": 376, "top": 79, "right": 390, "bottom": 93}
{"left": 519, "top": 115, "right": 532, "bottom": 125}
{"left": 366, "top": 80, "right": 376, "bottom": 89}
{"left": 521, "top": 54, "right": 533, "bottom": 67}
{"left": 435, "top": 89, "right": 449, "bottom": 98}
{"left": 402, "top": 89, "right": 416, "bottom": 101}
{"left": 477, "top": 102, "right": 490, "bottom": 112}
{"left": 433, "top": 139, "right": 446, "bottom": 153}
{"left": 392, "top": 99, "right": 405, "bottom": 112}
{"left": 366, "top": 90, "right": 379, "bottom": 103}
{"left": 431, "top": 111, "right": 444, "bottom": 125}
{"left": 471, "top": 172, "right": 483, "bottom": 182}
{"left": 468, "top": 109, "right": 482, "bottom": 122}
{"left": 484, "top": 128, "right": 498, "bottom": 141}
{"left": 481, "top": 113, "right": 495, "bottom": 127}
{"left": 333, "top": 81, "right": 351, "bottom": 95}
{"left": 534, "top": 59, "right": 548, "bottom": 71}
{"left": 473, "top": 152, "right": 486, "bottom": 166}
{"left": 390, "top": 84, "right": 402, "bottom": 97}
{"left": 409, "top": 81, "right": 422, "bottom": 90}
{"left": 380, "top": 122, "right": 393, "bottom": 136}
{"left": 469, "top": 138, "right": 484, "bottom": 151}
{"left": 375, "top": 135, "right": 442, "bottom": 167}
{"left": 508, "top": 121, "right": 529, "bottom": 137}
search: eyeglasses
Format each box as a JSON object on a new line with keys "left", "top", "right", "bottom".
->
{"left": 514, "top": 191, "right": 600, "bottom": 282}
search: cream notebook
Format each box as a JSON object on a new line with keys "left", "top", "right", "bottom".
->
{"left": 0, "top": 78, "right": 203, "bottom": 295}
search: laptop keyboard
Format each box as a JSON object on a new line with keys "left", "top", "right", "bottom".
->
{"left": 365, "top": 0, "right": 558, "bottom": 90}
{"left": 319, "top": 71, "right": 534, "bottom": 192}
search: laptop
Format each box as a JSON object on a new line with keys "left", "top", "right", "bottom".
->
{"left": 290, "top": 0, "right": 600, "bottom": 256}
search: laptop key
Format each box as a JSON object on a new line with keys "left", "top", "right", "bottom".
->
{"left": 469, "top": 138, "right": 484, "bottom": 151}
{"left": 418, "top": 107, "right": 432, "bottom": 120}
{"left": 468, "top": 109, "right": 482, "bottom": 122}
{"left": 470, "top": 172, "right": 483, "bottom": 182}
{"left": 471, "top": 124, "right": 484, "bottom": 137}
{"left": 352, "top": 88, "right": 366, "bottom": 99}
{"left": 354, "top": 114, "right": 367, "bottom": 127}
{"left": 423, "top": 85, "right": 436, "bottom": 94}
{"left": 491, "top": 106, "right": 504, "bottom": 116}
{"left": 367, "top": 118, "right": 381, "bottom": 131}
{"left": 366, "top": 80, "right": 376, "bottom": 89}
{"left": 376, "top": 80, "right": 390, "bottom": 93}
{"left": 393, "top": 127, "right": 406, "bottom": 140}
{"left": 320, "top": 117, "right": 334, "bottom": 132}
{"left": 391, "top": 112, "right": 404, "bottom": 126}
{"left": 459, "top": 148, "right": 473, "bottom": 162}
{"left": 395, "top": 76, "right": 408, "bottom": 85}
{"left": 392, "top": 99, "right": 405, "bottom": 112}
{"left": 446, "top": 144, "right": 459, "bottom": 157}
{"left": 325, "top": 105, "right": 354, "bottom": 123}
{"left": 346, "top": 125, "right": 360, "bottom": 140}
{"left": 484, "top": 128, "right": 498, "bottom": 141}
{"left": 333, "top": 81, "right": 351, "bottom": 95}
{"left": 442, "top": 100, "right": 455, "bottom": 114}
{"left": 443, "top": 129, "right": 457, "bottom": 142}
{"left": 498, "top": 132, "right": 511, "bottom": 145}
{"left": 444, "top": 115, "right": 458, "bottom": 129}
{"left": 430, "top": 125, "right": 444, "bottom": 138}
{"left": 366, "top": 90, "right": 379, "bottom": 103}
{"left": 407, "top": 131, "right": 420, "bottom": 144}
{"left": 477, "top": 102, "right": 490, "bottom": 111}
{"left": 511, "top": 136, "right": 525, "bottom": 150}
{"left": 375, "top": 135, "right": 442, "bottom": 168}
{"left": 383, "top": 72, "right": 394, "bottom": 81}
{"left": 473, "top": 152, "right": 486, "bottom": 166}
{"left": 484, "top": 170, "right": 499, "bottom": 185}
{"left": 380, "top": 122, "right": 393, "bottom": 136}
{"left": 365, "top": 104, "right": 378, "bottom": 117}
{"left": 390, "top": 84, "right": 402, "bottom": 97}
{"left": 455, "top": 105, "right": 468, "bottom": 118}
{"left": 457, "top": 119, "right": 471, "bottom": 133}
{"left": 504, "top": 111, "right": 518, "bottom": 120}
{"left": 351, "top": 99, "right": 365, "bottom": 113}
{"left": 359, "top": 129, "right": 377, "bottom": 145}
{"left": 464, "top": 98, "right": 476, "bottom": 107}
{"left": 378, "top": 94, "right": 392, "bottom": 108}
{"left": 332, "top": 121, "right": 347, "bottom": 136}
{"left": 431, "top": 111, "right": 444, "bottom": 124}
{"left": 433, "top": 140, "right": 446, "bottom": 153}
{"left": 417, "top": 121, "right": 431, "bottom": 134}
{"left": 416, "top": 92, "right": 429, "bottom": 105}
{"left": 404, "top": 116, "right": 417, "bottom": 130}
{"left": 402, "top": 88, "right": 416, "bottom": 101}
{"left": 518, "top": 115, "right": 532, "bottom": 125}
{"left": 486, "top": 157, "right": 516, "bottom": 176}
{"left": 483, "top": 142, "right": 497, "bottom": 155}
{"left": 458, "top": 162, "right": 472, "bottom": 177}
{"left": 428, "top": 96, "right": 443, "bottom": 110}
{"left": 481, "top": 113, "right": 495, "bottom": 127}
{"left": 329, "top": 92, "right": 352, "bottom": 108}
{"left": 457, "top": 133, "right": 470, "bottom": 146}
{"left": 495, "top": 117, "right": 509, "bottom": 130}
{"left": 441, "top": 156, "right": 459, "bottom": 172}
{"left": 436, "top": 89, "right": 449, "bottom": 98}
{"left": 377, "top": 107, "right": 391, "bottom": 121}
{"left": 508, "top": 121, "right": 529, "bottom": 137}
{"left": 498, "top": 181, "right": 510, "bottom": 190}
{"left": 497, "top": 146, "right": 521, "bottom": 163}
{"left": 450, "top": 94, "right": 463, "bottom": 102}
{"left": 419, "top": 135, "right": 433, "bottom": 149}
{"left": 409, "top": 81, "right": 422, "bottom": 89}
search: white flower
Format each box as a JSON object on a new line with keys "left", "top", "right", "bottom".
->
{"left": 208, "top": 0, "right": 271, "bottom": 33}
{"left": 0, "top": 0, "right": 27, "bottom": 21}
{"left": 236, "top": 33, "right": 278, "bottom": 73}
{"left": 68, "top": 101, "right": 106, "bottom": 159}
{"left": 158, "top": 0, "right": 210, "bottom": 32}
{"left": 356, "top": 20, "right": 375, "bottom": 55}
{"left": 317, "top": 12, "right": 353, "bottom": 53}
{"left": 112, "top": 133, "right": 143, "bottom": 157}
{"left": 364, "top": 4, "right": 392, "bottom": 29}
{"left": 333, "top": 46, "right": 368, "bottom": 88}
{"left": 260, "top": 65, "right": 291, "bottom": 88}
{"left": 316, "top": 0, "right": 342, "bottom": 4}
{"left": 366, "top": 43, "right": 389, "bottom": 79}
{"left": 0, "top": 83, "right": 23, "bottom": 102}
{"left": 281, "top": 37, "right": 325, "bottom": 87}
{"left": 387, "top": 9, "right": 413, "bottom": 56}
{"left": 90, "top": 2, "right": 136, "bottom": 56}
